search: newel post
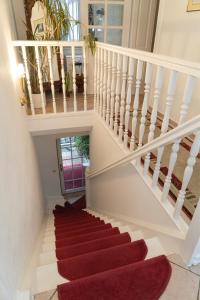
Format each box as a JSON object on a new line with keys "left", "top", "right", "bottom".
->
{"left": 181, "top": 199, "right": 200, "bottom": 266}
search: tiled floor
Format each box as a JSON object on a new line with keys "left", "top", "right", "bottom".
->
{"left": 35, "top": 254, "right": 200, "bottom": 300}
{"left": 27, "top": 93, "right": 94, "bottom": 115}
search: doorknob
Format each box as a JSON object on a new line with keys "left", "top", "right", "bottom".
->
{"left": 59, "top": 164, "right": 63, "bottom": 172}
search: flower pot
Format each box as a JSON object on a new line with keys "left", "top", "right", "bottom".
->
{"left": 32, "top": 93, "right": 46, "bottom": 109}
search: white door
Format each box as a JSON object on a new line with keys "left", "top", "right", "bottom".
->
{"left": 81, "top": 0, "right": 132, "bottom": 47}
{"left": 57, "top": 137, "right": 87, "bottom": 194}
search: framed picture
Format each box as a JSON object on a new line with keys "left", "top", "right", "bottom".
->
{"left": 33, "top": 18, "right": 45, "bottom": 36}
{"left": 187, "top": 0, "right": 200, "bottom": 11}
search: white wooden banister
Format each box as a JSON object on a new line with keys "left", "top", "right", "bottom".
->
{"left": 138, "top": 62, "right": 153, "bottom": 148}
{"left": 161, "top": 75, "right": 196, "bottom": 203}
{"left": 35, "top": 45, "right": 46, "bottom": 114}
{"left": 60, "top": 45, "right": 67, "bottom": 112}
{"left": 130, "top": 60, "right": 143, "bottom": 150}
{"left": 106, "top": 51, "right": 112, "bottom": 126}
{"left": 152, "top": 70, "right": 178, "bottom": 187}
{"left": 114, "top": 54, "right": 122, "bottom": 135}
{"left": 47, "top": 45, "right": 56, "bottom": 113}
{"left": 174, "top": 130, "right": 200, "bottom": 219}
{"left": 87, "top": 115, "right": 200, "bottom": 179}
{"left": 109, "top": 52, "right": 117, "bottom": 129}
{"left": 143, "top": 66, "right": 164, "bottom": 176}
{"left": 119, "top": 55, "right": 128, "bottom": 142}
{"left": 21, "top": 46, "right": 35, "bottom": 115}
{"left": 124, "top": 58, "right": 135, "bottom": 147}
{"left": 102, "top": 49, "right": 108, "bottom": 121}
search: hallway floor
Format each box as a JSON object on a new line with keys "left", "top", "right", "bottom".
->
{"left": 35, "top": 253, "right": 200, "bottom": 300}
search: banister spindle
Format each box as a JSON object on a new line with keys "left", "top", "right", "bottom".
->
{"left": 114, "top": 54, "right": 122, "bottom": 135}
{"left": 35, "top": 45, "right": 46, "bottom": 114}
{"left": 143, "top": 66, "right": 164, "bottom": 176}
{"left": 161, "top": 75, "right": 196, "bottom": 203}
{"left": 94, "top": 47, "right": 98, "bottom": 111}
{"left": 60, "top": 45, "right": 67, "bottom": 112}
{"left": 130, "top": 60, "right": 143, "bottom": 150}
{"left": 72, "top": 46, "right": 77, "bottom": 111}
{"left": 110, "top": 52, "right": 117, "bottom": 129}
{"left": 83, "top": 45, "right": 87, "bottom": 111}
{"left": 21, "top": 46, "right": 35, "bottom": 115}
{"left": 102, "top": 49, "right": 108, "bottom": 120}
{"left": 138, "top": 63, "right": 153, "bottom": 148}
{"left": 119, "top": 55, "right": 128, "bottom": 142}
{"left": 106, "top": 51, "right": 112, "bottom": 125}
{"left": 99, "top": 48, "right": 104, "bottom": 117}
{"left": 174, "top": 130, "right": 200, "bottom": 219}
{"left": 152, "top": 70, "right": 177, "bottom": 187}
{"left": 96, "top": 48, "right": 100, "bottom": 113}
{"left": 124, "top": 57, "right": 135, "bottom": 148}
{"left": 47, "top": 46, "right": 56, "bottom": 113}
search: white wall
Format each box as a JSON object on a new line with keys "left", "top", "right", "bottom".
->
{"left": 89, "top": 163, "right": 184, "bottom": 237}
{"left": 0, "top": 1, "right": 45, "bottom": 299}
{"left": 153, "top": 0, "right": 200, "bottom": 122}
{"left": 10, "top": 0, "right": 27, "bottom": 39}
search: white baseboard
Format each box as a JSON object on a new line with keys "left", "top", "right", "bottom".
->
{"left": 16, "top": 290, "right": 32, "bottom": 300}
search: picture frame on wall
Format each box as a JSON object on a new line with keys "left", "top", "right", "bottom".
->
{"left": 33, "top": 18, "right": 45, "bottom": 37}
{"left": 187, "top": 0, "right": 200, "bottom": 11}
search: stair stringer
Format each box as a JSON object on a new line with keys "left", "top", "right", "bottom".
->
{"left": 88, "top": 116, "right": 189, "bottom": 255}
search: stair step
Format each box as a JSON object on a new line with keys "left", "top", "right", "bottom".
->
{"left": 145, "top": 237, "right": 166, "bottom": 259}
{"left": 35, "top": 263, "right": 67, "bottom": 294}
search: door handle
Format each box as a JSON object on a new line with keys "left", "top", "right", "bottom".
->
{"left": 59, "top": 164, "right": 63, "bottom": 172}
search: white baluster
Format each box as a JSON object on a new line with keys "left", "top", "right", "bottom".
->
{"left": 110, "top": 52, "right": 117, "bottom": 129}
{"left": 83, "top": 45, "right": 87, "bottom": 111}
{"left": 102, "top": 49, "right": 108, "bottom": 120}
{"left": 161, "top": 75, "right": 196, "bottom": 202}
{"left": 96, "top": 48, "right": 100, "bottom": 113}
{"left": 152, "top": 70, "right": 177, "bottom": 187}
{"left": 174, "top": 130, "right": 200, "bottom": 219}
{"left": 106, "top": 51, "right": 112, "bottom": 125}
{"left": 47, "top": 46, "right": 56, "bottom": 113}
{"left": 130, "top": 60, "right": 143, "bottom": 150}
{"left": 114, "top": 54, "right": 122, "bottom": 135}
{"left": 119, "top": 55, "right": 128, "bottom": 142}
{"left": 138, "top": 63, "right": 152, "bottom": 148}
{"left": 35, "top": 46, "right": 46, "bottom": 114}
{"left": 124, "top": 58, "right": 135, "bottom": 148}
{"left": 143, "top": 66, "right": 164, "bottom": 176}
{"left": 94, "top": 47, "right": 98, "bottom": 111}
{"left": 72, "top": 46, "right": 77, "bottom": 111}
{"left": 21, "top": 46, "right": 35, "bottom": 115}
{"left": 60, "top": 45, "right": 67, "bottom": 112}
{"left": 99, "top": 48, "right": 104, "bottom": 117}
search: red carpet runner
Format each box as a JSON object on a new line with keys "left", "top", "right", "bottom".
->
{"left": 53, "top": 202, "right": 171, "bottom": 299}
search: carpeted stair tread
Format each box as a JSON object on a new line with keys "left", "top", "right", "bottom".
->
{"left": 56, "top": 227, "right": 120, "bottom": 248}
{"left": 55, "top": 219, "right": 103, "bottom": 234}
{"left": 55, "top": 215, "right": 96, "bottom": 227}
{"left": 55, "top": 223, "right": 112, "bottom": 240}
{"left": 57, "top": 255, "right": 171, "bottom": 300}
{"left": 57, "top": 240, "right": 148, "bottom": 280}
{"left": 56, "top": 232, "right": 131, "bottom": 260}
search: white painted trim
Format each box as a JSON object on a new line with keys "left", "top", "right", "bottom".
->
{"left": 16, "top": 290, "right": 31, "bottom": 300}
{"left": 87, "top": 114, "right": 200, "bottom": 178}
{"left": 88, "top": 207, "right": 185, "bottom": 240}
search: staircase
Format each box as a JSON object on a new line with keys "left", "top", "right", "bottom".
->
{"left": 33, "top": 201, "right": 174, "bottom": 299}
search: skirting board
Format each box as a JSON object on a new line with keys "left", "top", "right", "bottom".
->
{"left": 46, "top": 195, "right": 65, "bottom": 214}
{"left": 16, "top": 290, "right": 32, "bottom": 300}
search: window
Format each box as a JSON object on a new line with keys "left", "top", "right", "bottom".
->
{"left": 87, "top": 0, "right": 125, "bottom": 45}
